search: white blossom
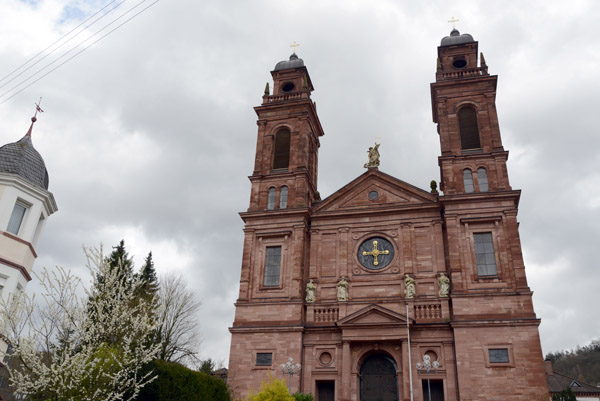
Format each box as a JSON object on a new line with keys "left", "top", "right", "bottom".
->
{"left": 0, "top": 246, "right": 160, "bottom": 400}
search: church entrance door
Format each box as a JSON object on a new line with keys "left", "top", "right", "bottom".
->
{"left": 359, "top": 354, "right": 399, "bottom": 401}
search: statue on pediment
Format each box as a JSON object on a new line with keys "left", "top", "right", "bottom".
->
{"left": 364, "top": 142, "right": 380, "bottom": 168}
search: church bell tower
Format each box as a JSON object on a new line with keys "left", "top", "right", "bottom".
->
{"left": 228, "top": 52, "right": 324, "bottom": 396}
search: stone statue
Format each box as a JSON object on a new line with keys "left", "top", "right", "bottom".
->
{"left": 438, "top": 273, "right": 450, "bottom": 297}
{"left": 337, "top": 277, "right": 348, "bottom": 301}
{"left": 364, "top": 142, "right": 381, "bottom": 168}
{"left": 404, "top": 274, "right": 415, "bottom": 299}
{"left": 305, "top": 279, "right": 316, "bottom": 303}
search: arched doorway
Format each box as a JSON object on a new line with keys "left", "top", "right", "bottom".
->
{"left": 360, "top": 354, "right": 399, "bottom": 401}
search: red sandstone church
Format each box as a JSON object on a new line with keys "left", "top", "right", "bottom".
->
{"left": 228, "top": 29, "right": 549, "bottom": 401}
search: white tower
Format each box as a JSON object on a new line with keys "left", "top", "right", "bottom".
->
{"left": 0, "top": 110, "right": 57, "bottom": 358}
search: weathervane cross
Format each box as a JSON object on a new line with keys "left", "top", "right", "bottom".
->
{"left": 290, "top": 41, "right": 300, "bottom": 54}
{"left": 34, "top": 97, "right": 44, "bottom": 119}
{"left": 448, "top": 16, "right": 459, "bottom": 29}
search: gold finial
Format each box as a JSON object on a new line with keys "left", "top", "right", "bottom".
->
{"left": 290, "top": 41, "right": 300, "bottom": 54}
{"left": 448, "top": 16, "right": 459, "bottom": 29}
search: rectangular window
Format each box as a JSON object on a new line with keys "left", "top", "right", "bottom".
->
{"left": 263, "top": 246, "right": 282, "bottom": 287}
{"left": 7, "top": 201, "right": 27, "bottom": 235}
{"left": 488, "top": 348, "right": 509, "bottom": 363}
{"left": 473, "top": 232, "right": 497, "bottom": 276}
{"left": 256, "top": 352, "right": 273, "bottom": 366}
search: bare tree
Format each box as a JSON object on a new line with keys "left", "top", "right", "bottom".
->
{"left": 156, "top": 273, "right": 202, "bottom": 365}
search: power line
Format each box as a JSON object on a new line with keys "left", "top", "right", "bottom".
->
{"left": 0, "top": 0, "right": 123, "bottom": 85}
{"left": 0, "top": 0, "right": 161, "bottom": 105}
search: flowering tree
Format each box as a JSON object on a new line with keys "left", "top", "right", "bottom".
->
{"left": 0, "top": 246, "right": 160, "bottom": 400}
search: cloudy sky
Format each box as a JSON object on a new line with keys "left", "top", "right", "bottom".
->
{"left": 1, "top": 0, "right": 599, "bottom": 367}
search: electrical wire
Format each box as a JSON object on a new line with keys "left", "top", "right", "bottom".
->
{"left": 0, "top": 0, "right": 123, "bottom": 85}
{"left": 0, "top": 0, "right": 161, "bottom": 104}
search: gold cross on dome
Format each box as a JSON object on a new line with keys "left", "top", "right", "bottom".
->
{"left": 448, "top": 16, "right": 459, "bottom": 29}
{"left": 290, "top": 41, "right": 300, "bottom": 54}
{"left": 362, "top": 240, "right": 389, "bottom": 266}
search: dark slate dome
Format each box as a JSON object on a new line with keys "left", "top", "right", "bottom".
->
{"left": 0, "top": 133, "right": 49, "bottom": 189}
{"left": 274, "top": 53, "right": 304, "bottom": 71}
{"left": 440, "top": 29, "right": 475, "bottom": 47}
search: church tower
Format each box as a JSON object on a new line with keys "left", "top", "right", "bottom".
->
{"left": 0, "top": 111, "right": 58, "bottom": 359}
{"left": 431, "top": 28, "right": 547, "bottom": 398}
{"left": 228, "top": 52, "right": 324, "bottom": 394}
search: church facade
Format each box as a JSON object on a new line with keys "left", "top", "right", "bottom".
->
{"left": 228, "top": 30, "right": 549, "bottom": 401}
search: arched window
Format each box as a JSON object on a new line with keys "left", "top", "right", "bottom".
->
{"left": 477, "top": 167, "right": 489, "bottom": 192}
{"left": 463, "top": 169, "right": 474, "bottom": 193}
{"left": 458, "top": 107, "right": 481, "bottom": 150}
{"left": 273, "top": 129, "right": 291, "bottom": 170}
{"left": 279, "top": 186, "right": 288, "bottom": 209}
{"left": 267, "top": 187, "right": 276, "bottom": 210}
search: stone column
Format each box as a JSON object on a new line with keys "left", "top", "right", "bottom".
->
{"left": 342, "top": 341, "right": 351, "bottom": 400}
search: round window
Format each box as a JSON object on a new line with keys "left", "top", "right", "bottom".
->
{"left": 319, "top": 352, "right": 333, "bottom": 366}
{"left": 452, "top": 57, "right": 467, "bottom": 69}
{"left": 281, "top": 82, "right": 295, "bottom": 92}
{"left": 368, "top": 191, "right": 379, "bottom": 200}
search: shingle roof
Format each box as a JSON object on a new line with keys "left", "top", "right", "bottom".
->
{"left": 547, "top": 370, "right": 600, "bottom": 395}
{"left": 0, "top": 133, "right": 49, "bottom": 190}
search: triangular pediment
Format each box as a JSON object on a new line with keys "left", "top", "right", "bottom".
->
{"left": 314, "top": 168, "right": 437, "bottom": 213}
{"left": 336, "top": 304, "right": 413, "bottom": 327}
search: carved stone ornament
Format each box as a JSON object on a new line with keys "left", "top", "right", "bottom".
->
{"left": 337, "top": 277, "right": 349, "bottom": 301}
{"left": 404, "top": 274, "right": 416, "bottom": 299}
{"left": 438, "top": 272, "right": 450, "bottom": 297}
{"left": 305, "top": 279, "right": 316, "bottom": 303}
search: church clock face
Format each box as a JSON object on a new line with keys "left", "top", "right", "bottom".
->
{"left": 357, "top": 237, "right": 395, "bottom": 270}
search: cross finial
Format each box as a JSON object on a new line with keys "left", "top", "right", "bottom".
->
{"left": 33, "top": 97, "right": 44, "bottom": 120}
{"left": 26, "top": 97, "right": 44, "bottom": 137}
{"left": 448, "top": 16, "right": 459, "bottom": 29}
{"left": 290, "top": 41, "right": 300, "bottom": 54}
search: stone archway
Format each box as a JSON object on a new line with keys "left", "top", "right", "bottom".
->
{"left": 359, "top": 353, "right": 399, "bottom": 401}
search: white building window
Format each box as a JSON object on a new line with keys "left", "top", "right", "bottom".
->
{"left": 7, "top": 201, "right": 28, "bottom": 235}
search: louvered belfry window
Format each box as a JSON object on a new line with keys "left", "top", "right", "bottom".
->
{"left": 458, "top": 107, "right": 481, "bottom": 150}
{"left": 273, "top": 129, "right": 291, "bottom": 169}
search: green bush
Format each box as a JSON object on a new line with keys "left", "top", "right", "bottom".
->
{"left": 292, "top": 392, "right": 314, "bottom": 401}
{"left": 137, "top": 359, "right": 230, "bottom": 401}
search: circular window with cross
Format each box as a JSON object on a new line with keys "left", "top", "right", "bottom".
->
{"left": 357, "top": 236, "right": 395, "bottom": 271}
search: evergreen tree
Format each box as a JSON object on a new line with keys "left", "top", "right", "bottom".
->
{"left": 104, "top": 239, "right": 134, "bottom": 288}
{"left": 137, "top": 251, "right": 159, "bottom": 299}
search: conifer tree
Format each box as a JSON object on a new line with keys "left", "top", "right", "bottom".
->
{"left": 138, "top": 251, "right": 159, "bottom": 299}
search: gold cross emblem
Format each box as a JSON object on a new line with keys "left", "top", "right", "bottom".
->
{"left": 290, "top": 41, "right": 300, "bottom": 54}
{"left": 362, "top": 240, "right": 389, "bottom": 266}
{"left": 448, "top": 16, "right": 459, "bottom": 29}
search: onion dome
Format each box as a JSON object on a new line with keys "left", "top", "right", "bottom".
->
{"left": 0, "top": 117, "right": 49, "bottom": 189}
{"left": 440, "top": 29, "right": 475, "bottom": 47}
{"left": 274, "top": 53, "right": 305, "bottom": 71}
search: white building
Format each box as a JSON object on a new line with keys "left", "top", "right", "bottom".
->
{"left": 0, "top": 115, "right": 57, "bottom": 359}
